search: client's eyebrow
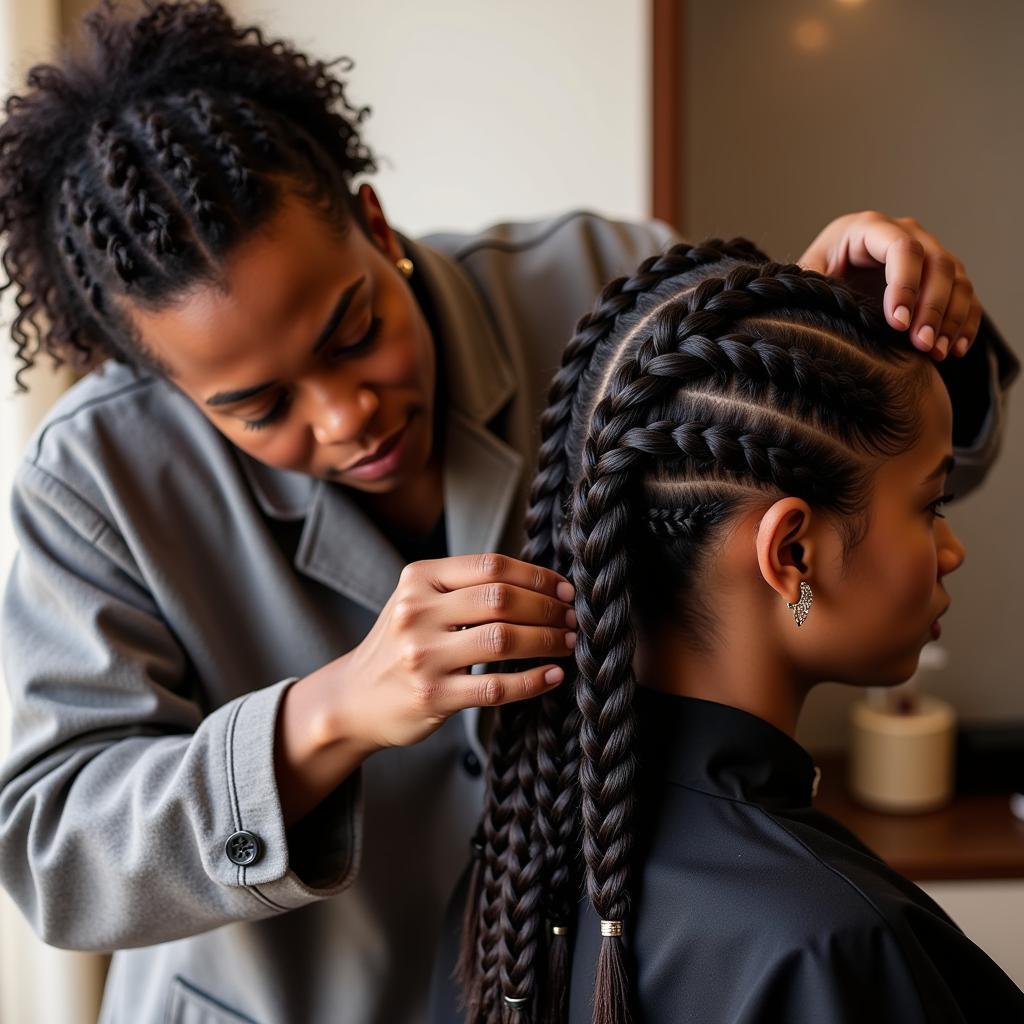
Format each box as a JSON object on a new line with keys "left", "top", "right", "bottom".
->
{"left": 205, "top": 276, "right": 366, "bottom": 407}
{"left": 921, "top": 453, "right": 956, "bottom": 484}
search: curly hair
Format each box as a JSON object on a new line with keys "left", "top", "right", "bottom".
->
{"left": 456, "top": 240, "right": 932, "bottom": 1023}
{"left": 0, "top": 0, "right": 376, "bottom": 390}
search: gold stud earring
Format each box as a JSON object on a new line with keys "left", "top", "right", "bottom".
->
{"left": 787, "top": 580, "right": 813, "bottom": 627}
{"left": 395, "top": 256, "right": 414, "bottom": 278}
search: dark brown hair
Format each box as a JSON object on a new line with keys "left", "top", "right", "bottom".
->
{"left": 457, "top": 239, "right": 930, "bottom": 1023}
{"left": 0, "top": 0, "right": 375, "bottom": 390}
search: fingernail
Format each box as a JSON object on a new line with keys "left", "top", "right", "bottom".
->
{"left": 893, "top": 305, "right": 911, "bottom": 327}
{"left": 556, "top": 581, "right": 575, "bottom": 602}
{"left": 565, "top": 631, "right": 577, "bottom": 650}
{"left": 954, "top": 336, "right": 969, "bottom": 356}
{"left": 935, "top": 336, "right": 950, "bottom": 358}
{"left": 917, "top": 324, "right": 935, "bottom": 349}
{"left": 565, "top": 608, "right": 577, "bottom": 628}
{"left": 544, "top": 667, "right": 564, "bottom": 685}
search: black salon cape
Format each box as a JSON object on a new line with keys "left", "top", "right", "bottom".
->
{"left": 429, "top": 688, "right": 1024, "bottom": 1023}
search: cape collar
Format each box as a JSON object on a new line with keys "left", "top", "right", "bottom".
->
{"left": 233, "top": 234, "right": 523, "bottom": 614}
{"left": 635, "top": 687, "right": 820, "bottom": 810}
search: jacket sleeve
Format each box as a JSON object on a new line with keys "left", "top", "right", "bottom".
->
{"left": 936, "top": 311, "right": 1019, "bottom": 500}
{"left": 0, "top": 459, "right": 362, "bottom": 951}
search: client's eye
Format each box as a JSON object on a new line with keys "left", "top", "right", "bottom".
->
{"left": 926, "top": 493, "right": 955, "bottom": 519}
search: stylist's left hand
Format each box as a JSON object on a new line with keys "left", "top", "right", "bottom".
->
{"left": 798, "top": 211, "right": 981, "bottom": 361}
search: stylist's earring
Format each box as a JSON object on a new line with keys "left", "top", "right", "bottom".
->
{"left": 787, "top": 581, "right": 813, "bottom": 627}
{"left": 395, "top": 257, "right": 414, "bottom": 278}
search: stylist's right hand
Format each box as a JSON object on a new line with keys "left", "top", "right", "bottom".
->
{"left": 339, "top": 553, "right": 577, "bottom": 751}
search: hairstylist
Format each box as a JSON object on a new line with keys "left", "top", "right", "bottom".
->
{"left": 0, "top": 4, "right": 1015, "bottom": 1024}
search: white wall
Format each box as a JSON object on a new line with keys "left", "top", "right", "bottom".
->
{"left": 227, "top": 0, "right": 651, "bottom": 237}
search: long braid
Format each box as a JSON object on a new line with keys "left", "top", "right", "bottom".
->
{"left": 565, "top": 257, "right": 924, "bottom": 1024}
{"left": 462, "top": 239, "right": 775, "bottom": 1023}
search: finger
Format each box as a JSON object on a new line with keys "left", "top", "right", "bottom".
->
{"left": 446, "top": 582, "right": 576, "bottom": 631}
{"left": 954, "top": 301, "right": 983, "bottom": 357}
{"left": 844, "top": 221, "right": 925, "bottom": 332}
{"left": 407, "top": 552, "right": 575, "bottom": 603}
{"left": 934, "top": 279, "right": 974, "bottom": 362}
{"left": 909, "top": 252, "right": 956, "bottom": 356}
{"left": 451, "top": 620, "right": 576, "bottom": 671}
{"left": 440, "top": 663, "right": 568, "bottom": 716}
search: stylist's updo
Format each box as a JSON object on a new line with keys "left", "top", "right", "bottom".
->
{"left": 0, "top": 0, "right": 375, "bottom": 389}
{"left": 457, "top": 239, "right": 930, "bottom": 1023}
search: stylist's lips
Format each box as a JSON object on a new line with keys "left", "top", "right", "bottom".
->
{"left": 341, "top": 416, "right": 412, "bottom": 481}
{"left": 929, "top": 604, "right": 950, "bottom": 640}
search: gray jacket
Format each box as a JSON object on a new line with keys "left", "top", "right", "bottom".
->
{"left": 0, "top": 211, "right": 1016, "bottom": 1024}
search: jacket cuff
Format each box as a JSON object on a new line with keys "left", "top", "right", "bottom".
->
{"left": 211, "top": 677, "right": 363, "bottom": 910}
{"left": 938, "top": 311, "right": 1019, "bottom": 500}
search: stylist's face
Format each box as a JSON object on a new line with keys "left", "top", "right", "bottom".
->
{"left": 123, "top": 182, "right": 437, "bottom": 495}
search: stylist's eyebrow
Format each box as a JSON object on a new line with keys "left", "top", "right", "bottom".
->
{"left": 921, "top": 453, "right": 956, "bottom": 484}
{"left": 204, "top": 276, "right": 366, "bottom": 407}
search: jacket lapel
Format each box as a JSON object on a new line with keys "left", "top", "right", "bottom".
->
{"left": 442, "top": 409, "right": 524, "bottom": 559}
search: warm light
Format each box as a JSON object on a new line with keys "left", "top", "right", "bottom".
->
{"left": 792, "top": 17, "right": 830, "bottom": 53}
{"left": 836, "top": 0, "right": 866, "bottom": 6}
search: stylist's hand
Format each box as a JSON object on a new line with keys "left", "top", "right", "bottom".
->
{"left": 798, "top": 211, "right": 982, "bottom": 361}
{"left": 339, "top": 553, "right": 576, "bottom": 751}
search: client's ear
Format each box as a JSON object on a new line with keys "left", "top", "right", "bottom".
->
{"left": 755, "top": 498, "right": 816, "bottom": 606}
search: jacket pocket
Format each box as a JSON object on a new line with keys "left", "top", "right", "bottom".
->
{"left": 165, "top": 976, "right": 262, "bottom": 1024}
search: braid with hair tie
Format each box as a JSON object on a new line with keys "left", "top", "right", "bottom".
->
{"left": 564, "top": 254, "right": 920, "bottom": 1024}
{"left": 462, "top": 238, "right": 774, "bottom": 1023}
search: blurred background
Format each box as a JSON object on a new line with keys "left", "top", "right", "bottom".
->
{"left": 1, "top": 0, "right": 1021, "bottom": 1020}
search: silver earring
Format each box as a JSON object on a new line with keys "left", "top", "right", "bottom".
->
{"left": 787, "top": 580, "right": 813, "bottom": 627}
{"left": 395, "top": 256, "right": 414, "bottom": 278}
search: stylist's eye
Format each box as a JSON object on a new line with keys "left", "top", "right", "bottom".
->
{"left": 242, "top": 392, "right": 292, "bottom": 431}
{"left": 926, "top": 492, "right": 955, "bottom": 519}
{"left": 327, "top": 315, "right": 382, "bottom": 360}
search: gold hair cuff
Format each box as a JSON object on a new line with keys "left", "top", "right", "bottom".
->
{"left": 551, "top": 925, "right": 568, "bottom": 936}
{"left": 503, "top": 994, "right": 530, "bottom": 1008}
{"left": 600, "top": 919, "right": 623, "bottom": 937}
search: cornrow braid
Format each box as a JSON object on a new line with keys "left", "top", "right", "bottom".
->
{"left": 0, "top": 0, "right": 377, "bottom": 390}
{"left": 643, "top": 501, "right": 730, "bottom": 539}
{"left": 90, "top": 116, "right": 177, "bottom": 261}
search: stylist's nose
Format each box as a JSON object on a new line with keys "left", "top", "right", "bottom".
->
{"left": 310, "top": 379, "right": 380, "bottom": 447}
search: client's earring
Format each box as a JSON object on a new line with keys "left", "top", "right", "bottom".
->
{"left": 395, "top": 256, "right": 414, "bottom": 278}
{"left": 787, "top": 581, "right": 813, "bottom": 627}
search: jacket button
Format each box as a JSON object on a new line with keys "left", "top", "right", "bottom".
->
{"left": 462, "top": 749, "right": 482, "bottom": 777}
{"left": 225, "top": 830, "right": 263, "bottom": 866}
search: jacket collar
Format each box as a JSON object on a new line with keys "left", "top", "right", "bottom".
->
{"left": 635, "top": 687, "right": 819, "bottom": 810}
{"left": 236, "top": 234, "right": 523, "bottom": 615}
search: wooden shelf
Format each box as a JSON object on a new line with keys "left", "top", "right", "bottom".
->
{"left": 810, "top": 754, "right": 1024, "bottom": 881}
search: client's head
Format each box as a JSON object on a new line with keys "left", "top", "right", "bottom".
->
{"left": 459, "top": 239, "right": 964, "bottom": 1024}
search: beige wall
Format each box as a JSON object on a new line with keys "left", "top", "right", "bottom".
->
{"left": 226, "top": 0, "right": 651, "bottom": 235}
{"left": 681, "top": 0, "right": 1024, "bottom": 752}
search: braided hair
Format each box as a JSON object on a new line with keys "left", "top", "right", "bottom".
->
{"left": 0, "top": 0, "right": 375, "bottom": 390}
{"left": 458, "top": 240, "right": 930, "bottom": 1023}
